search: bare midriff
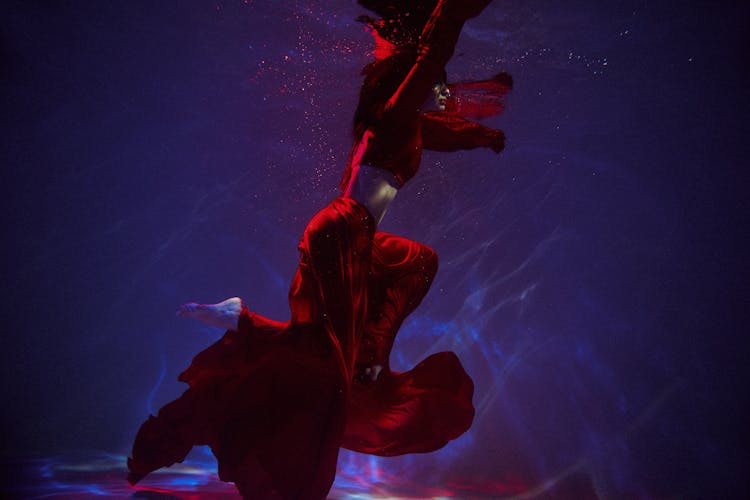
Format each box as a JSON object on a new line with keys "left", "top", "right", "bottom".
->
{"left": 342, "top": 129, "right": 402, "bottom": 225}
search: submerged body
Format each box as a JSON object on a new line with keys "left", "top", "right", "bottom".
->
{"left": 128, "top": 0, "right": 510, "bottom": 498}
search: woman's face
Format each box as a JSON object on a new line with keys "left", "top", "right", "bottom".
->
{"left": 432, "top": 82, "right": 451, "bottom": 111}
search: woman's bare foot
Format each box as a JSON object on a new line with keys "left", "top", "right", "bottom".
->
{"left": 177, "top": 297, "right": 243, "bottom": 331}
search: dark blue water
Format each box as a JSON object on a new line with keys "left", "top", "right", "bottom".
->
{"left": 2, "top": 1, "right": 748, "bottom": 498}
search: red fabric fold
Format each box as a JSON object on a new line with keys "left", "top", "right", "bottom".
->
{"left": 128, "top": 203, "right": 474, "bottom": 499}
{"left": 446, "top": 72, "right": 513, "bottom": 120}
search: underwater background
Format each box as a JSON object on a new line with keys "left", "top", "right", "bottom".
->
{"left": 1, "top": 1, "right": 748, "bottom": 498}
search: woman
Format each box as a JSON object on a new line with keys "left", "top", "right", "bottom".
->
{"left": 127, "top": 1, "right": 506, "bottom": 497}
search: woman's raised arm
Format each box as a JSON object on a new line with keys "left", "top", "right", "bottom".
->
{"left": 384, "top": 0, "right": 493, "bottom": 121}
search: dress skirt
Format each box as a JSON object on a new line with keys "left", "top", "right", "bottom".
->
{"left": 127, "top": 198, "right": 474, "bottom": 499}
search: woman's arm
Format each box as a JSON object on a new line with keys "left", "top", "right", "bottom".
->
{"left": 420, "top": 111, "right": 505, "bottom": 153}
{"left": 383, "top": 0, "right": 493, "bottom": 121}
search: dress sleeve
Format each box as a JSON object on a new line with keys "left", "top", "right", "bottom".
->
{"left": 420, "top": 111, "right": 505, "bottom": 152}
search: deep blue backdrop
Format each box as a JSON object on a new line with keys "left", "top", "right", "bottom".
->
{"left": 2, "top": 1, "right": 748, "bottom": 498}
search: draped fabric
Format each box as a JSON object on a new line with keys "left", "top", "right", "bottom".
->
{"left": 446, "top": 72, "right": 513, "bottom": 120}
{"left": 128, "top": 197, "right": 372, "bottom": 499}
{"left": 127, "top": 0, "right": 497, "bottom": 497}
{"left": 127, "top": 199, "right": 474, "bottom": 499}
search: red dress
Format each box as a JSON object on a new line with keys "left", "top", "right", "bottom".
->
{"left": 127, "top": 1, "right": 498, "bottom": 497}
{"left": 127, "top": 200, "right": 474, "bottom": 499}
{"left": 343, "top": 232, "right": 474, "bottom": 456}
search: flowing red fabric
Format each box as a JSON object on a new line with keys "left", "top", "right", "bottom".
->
{"left": 344, "top": 233, "right": 474, "bottom": 456}
{"left": 128, "top": 197, "right": 372, "bottom": 499}
{"left": 446, "top": 72, "right": 513, "bottom": 120}
{"left": 127, "top": 0, "right": 496, "bottom": 496}
{"left": 127, "top": 199, "right": 474, "bottom": 499}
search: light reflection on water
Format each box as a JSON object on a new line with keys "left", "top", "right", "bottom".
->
{"left": 10, "top": 450, "right": 594, "bottom": 499}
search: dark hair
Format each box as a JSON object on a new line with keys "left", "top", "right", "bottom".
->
{"left": 357, "top": 0, "right": 438, "bottom": 45}
{"left": 352, "top": 50, "right": 416, "bottom": 141}
{"left": 339, "top": 51, "right": 417, "bottom": 191}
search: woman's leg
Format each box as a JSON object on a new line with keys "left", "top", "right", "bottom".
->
{"left": 296, "top": 197, "right": 376, "bottom": 385}
{"left": 356, "top": 232, "right": 439, "bottom": 377}
{"left": 344, "top": 232, "right": 475, "bottom": 456}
